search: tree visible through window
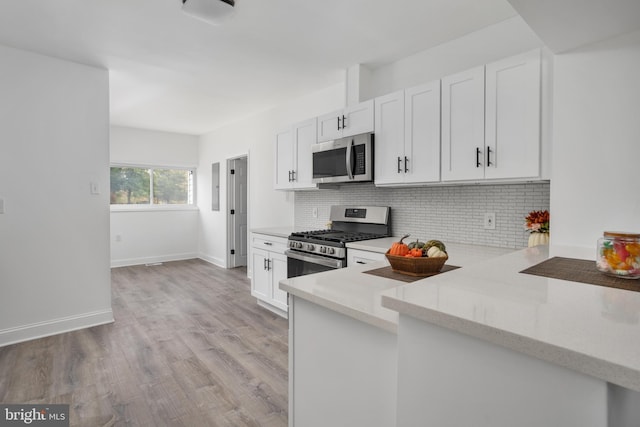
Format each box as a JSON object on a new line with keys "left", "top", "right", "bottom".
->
{"left": 110, "top": 166, "right": 194, "bottom": 205}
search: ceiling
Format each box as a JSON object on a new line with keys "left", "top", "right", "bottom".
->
{"left": 0, "top": 0, "right": 518, "bottom": 135}
{"left": 508, "top": 0, "right": 640, "bottom": 53}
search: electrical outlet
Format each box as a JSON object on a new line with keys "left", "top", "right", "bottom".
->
{"left": 312, "top": 207, "right": 318, "bottom": 218}
{"left": 484, "top": 213, "right": 496, "bottom": 230}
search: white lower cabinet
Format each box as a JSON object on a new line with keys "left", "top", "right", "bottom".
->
{"left": 396, "top": 315, "right": 608, "bottom": 427}
{"left": 250, "top": 233, "right": 288, "bottom": 317}
{"left": 289, "top": 297, "right": 397, "bottom": 427}
{"left": 347, "top": 248, "right": 386, "bottom": 266}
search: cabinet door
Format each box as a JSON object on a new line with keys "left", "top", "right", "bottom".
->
{"left": 292, "top": 118, "right": 318, "bottom": 190}
{"left": 274, "top": 128, "right": 293, "bottom": 189}
{"left": 485, "top": 49, "right": 541, "bottom": 180}
{"left": 270, "top": 252, "right": 289, "bottom": 311}
{"left": 374, "top": 91, "right": 405, "bottom": 186}
{"left": 405, "top": 81, "right": 441, "bottom": 184}
{"left": 343, "top": 99, "right": 374, "bottom": 137}
{"left": 251, "top": 248, "right": 270, "bottom": 302}
{"left": 317, "top": 109, "right": 343, "bottom": 142}
{"left": 441, "top": 66, "right": 485, "bottom": 181}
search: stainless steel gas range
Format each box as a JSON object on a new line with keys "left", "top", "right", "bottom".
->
{"left": 286, "top": 205, "right": 390, "bottom": 278}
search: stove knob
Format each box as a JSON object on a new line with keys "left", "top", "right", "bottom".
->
{"left": 306, "top": 244, "right": 315, "bottom": 251}
{"left": 320, "top": 247, "right": 326, "bottom": 253}
{"left": 296, "top": 242, "right": 303, "bottom": 249}
{"left": 289, "top": 241, "right": 294, "bottom": 248}
{"left": 328, "top": 248, "right": 335, "bottom": 255}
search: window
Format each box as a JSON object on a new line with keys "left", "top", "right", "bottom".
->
{"left": 110, "top": 166, "right": 195, "bottom": 205}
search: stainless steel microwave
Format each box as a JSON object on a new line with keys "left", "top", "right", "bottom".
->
{"left": 311, "top": 133, "right": 373, "bottom": 184}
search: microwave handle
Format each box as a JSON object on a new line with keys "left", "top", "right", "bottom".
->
{"left": 345, "top": 139, "right": 354, "bottom": 180}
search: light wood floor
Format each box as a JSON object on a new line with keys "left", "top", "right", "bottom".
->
{"left": 0, "top": 259, "right": 289, "bottom": 427}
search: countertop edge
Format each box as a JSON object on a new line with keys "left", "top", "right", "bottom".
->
{"left": 281, "top": 281, "right": 398, "bottom": 334}
{"left": 250, "top": 227, "right": 296, "bottom": 239}
{"left": 381, "top": 295, "right": 640, "bottom": 392}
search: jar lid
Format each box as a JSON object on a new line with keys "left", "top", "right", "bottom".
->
{"left": 603, "top": 231, "right": 640, "bottom": 239}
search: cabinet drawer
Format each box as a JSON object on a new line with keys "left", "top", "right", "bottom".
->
{"left": 252, "top": 234, "right": 288, "bottom": 254}
{"left": 347, "top": 249, "right": 386, "bottom": 267}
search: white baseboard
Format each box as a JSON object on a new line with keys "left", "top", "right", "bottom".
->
{"left": 110, "top": 252, "right": 198, "bottom": 268}
{"left": 0, "top": 309, "right": 114, "bottom": 348}
{"left": 198, "top": 253, "right": 226, "bottom": 268}
{"left": 257, "top": 299, "right": 288, "bottom": 319}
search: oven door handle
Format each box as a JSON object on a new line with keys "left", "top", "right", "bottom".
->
{"left": 285, "top": 250, "right": 344, "bottom": 269}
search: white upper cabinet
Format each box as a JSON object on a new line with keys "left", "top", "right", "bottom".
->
{"left": 317, "top": 99, "right": 374, "bottom": 142}
{"left": 441, "top": 66, "right": 486, "bottom": 182}
{"left": 374, "top": 90, "right": 405, "bottom": 185}
{"left": 484, "top": 49, "right": 541, "bottom": 180}
{"left": 442, "top": 49, "right": 541, "bottom": 182}
{"left": 291, "top": 118, "right": 317, "bottom": 189}
{"left": 375, "top": 81, "right": 441, "bottom": 186}
{"left": 274, "top": 128, "right": 294, "bottom": 190}
{"left": 274, "top": 117, "right": 318, "bottom": 190}
{"left": 404, "top": 81, "right": 441, "bottom": 184}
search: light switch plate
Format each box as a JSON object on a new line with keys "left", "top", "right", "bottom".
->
{"left": 0, "top": 198, "right": 4, "bottom": 214}
{"left": 90, "top": 182, "right": 100, "bottom": 195}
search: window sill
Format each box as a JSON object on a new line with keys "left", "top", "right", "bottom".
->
{"left": 110, "top": 205, "right": 199, "bottom": 213}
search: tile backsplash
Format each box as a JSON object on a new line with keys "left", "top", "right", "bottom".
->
{"left": 295, "top": 182, "right": 550, "bottom": 249}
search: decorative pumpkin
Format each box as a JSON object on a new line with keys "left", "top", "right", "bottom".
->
{"left": 389, "top": 234, "right": 410, "bottom": 256}
{"left": 409, "top": 247, "right": 424, "bottom": 258}
{"left": 407, "top": 239, "right": 425, "bottom": 250}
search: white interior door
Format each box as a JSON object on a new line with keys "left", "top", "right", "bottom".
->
{"left": 229, "top": 156, "right": 248, "bottom": 268}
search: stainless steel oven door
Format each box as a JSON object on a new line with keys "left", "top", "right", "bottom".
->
{"left": 285, "top": 249, "right": 345, "bottom": 278}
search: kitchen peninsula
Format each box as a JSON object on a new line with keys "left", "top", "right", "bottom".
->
{"left": 280, "top": 242, "right": 640, "bottom": 427}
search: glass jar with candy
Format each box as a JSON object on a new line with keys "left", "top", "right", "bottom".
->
{"left": 596, "top": 232, "right": 640, "bottom": 279}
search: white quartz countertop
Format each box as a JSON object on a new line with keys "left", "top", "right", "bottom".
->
{"left": 251, "top": 226, "right": 297, "bottom": 239}
{"left": 280, "top": 241, "right": 515, "bottom": 334}
{"left": 381, "top": 245, "right": 640, "bottom": 391}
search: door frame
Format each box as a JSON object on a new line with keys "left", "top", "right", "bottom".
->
{"left": 226, "top": 153, "right": 250, "bottom": 269}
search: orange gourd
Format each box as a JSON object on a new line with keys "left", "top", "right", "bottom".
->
{"left": 389, "top": 234, "right": 410, "bottom": 256}
{"left": 409, "top": 248, "right": 423, "bottom": 257}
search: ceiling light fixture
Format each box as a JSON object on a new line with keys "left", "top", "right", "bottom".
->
{"left": 181, "top": 0, "right": 236, "bottom": 26}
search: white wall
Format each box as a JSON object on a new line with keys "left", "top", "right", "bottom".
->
{"left": 197, "top": 83, "right": 345, "bottom": 267}
{"left": 110, "top": 126, "right": 199, "bottom": 267}
{"left": 369, "top": 16, "right": 544, "bottom": 97}
{"left": 0, "top": 44, "right": 112, "bottom": 346}
{"left": 551, "top": 29, "right": 640, "bottom": 247}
